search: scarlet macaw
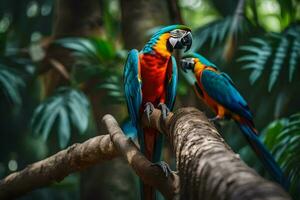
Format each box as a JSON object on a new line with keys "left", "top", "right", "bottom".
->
{"left": 124, "top": 25, "right": 192, "bottom": 199}
{"left": 180, "top": 53, "right": 289, "bottom": 190}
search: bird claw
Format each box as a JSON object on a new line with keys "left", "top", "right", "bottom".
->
{"left": 209, "top": 115, "right": 221, "bottom": 123}
{"left": 144, "top": 102, "right": 155, "bottom": 123}
{"left": 151, "top": 161, "right": 172, "bottom": 178}
{"left": 158, "top": 103, "right": 170, "bottom": 119}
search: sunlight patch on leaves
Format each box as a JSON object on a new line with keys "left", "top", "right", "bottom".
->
{"left": 31, "top": 87, "right": 90, "bottom": 148}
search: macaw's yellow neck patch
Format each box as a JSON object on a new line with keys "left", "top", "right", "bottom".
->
{"left": 194, "top": 59, "right": 206, "bottom": 78}
{"left": 153, "top": 33, "right": 171, "bottom": 57}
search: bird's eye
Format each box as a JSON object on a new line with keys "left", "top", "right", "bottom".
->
{"left": 171, "top": 29, "right": 184, "bottom": 38}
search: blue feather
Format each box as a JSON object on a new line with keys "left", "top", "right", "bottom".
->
{"left": 123, "top": 49, "right": 144, "bottom": 150}
{"left": 166, "top": 56, "right": 178, "bottom": 110}
{"left": 201, "top": 70, "right": 253, "bottom": 122}
{"left": 184, "top": 52, "right": 290, "bottom": 190}
{"left": 121, "top": 119, "right": 137, "bottom": 139}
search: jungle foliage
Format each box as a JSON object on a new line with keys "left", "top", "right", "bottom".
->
{"left": 0, "top": 0, "right": 299, "bottom": 199}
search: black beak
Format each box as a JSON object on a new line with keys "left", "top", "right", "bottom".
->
{"left": 182, "top": 32, "right": 192, "bottom": 52}
{"left": 180, "top": 58, "right": 194, "bottom": 73}
{"left": 173, "top": 32, "right": 193, "bottom": 52}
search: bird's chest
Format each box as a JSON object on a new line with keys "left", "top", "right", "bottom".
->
{"left": 140, "top": 54, "right": 170, "bottom": 103}
{"left": 196, "top": 71, "right": 219, "bottom": 112}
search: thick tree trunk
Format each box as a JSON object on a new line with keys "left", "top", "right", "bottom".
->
{"left": 163, "top": 108, "right": 289, "bottom": 200}
{"left": 52, "top": 0, "right": 103, "bottom": 38}
{"left": 0, "top": 107, "right": 291, "bottom": 200}
{"left": 120, "top": 0, "right": 171, "bottom": 49}
{"left": 167, "top": 0, "right": 183, "bottom": 24}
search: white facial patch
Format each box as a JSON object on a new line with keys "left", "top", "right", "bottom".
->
{"left": 169, "top": 37, "right": 178, "bottom": 47}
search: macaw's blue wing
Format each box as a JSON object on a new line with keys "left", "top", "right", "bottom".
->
{"left": 166, "top": 56, "right": 178, "bottom": 110}
{"left": 201, "top": 70, "right": 253, "bottom": 122}
{"left": 121, "top": 118, "right": 138, "bottom": 139}
{"left": 124, "top": 49, "right": 143, "bottom": 140}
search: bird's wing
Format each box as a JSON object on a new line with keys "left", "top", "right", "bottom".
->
{"left": 124, "top": 49, "right": 143, "bottom": 131}
{"left": 166, "top": 56, "right": 178, "bottom": 110}
{"left": 201, "top": 70, "right": 253, "bottom": 121}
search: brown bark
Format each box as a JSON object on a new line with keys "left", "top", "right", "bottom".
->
{"left": 167, "top": 0, "right": 183, "bottom": 24}
{"left": 52, "top": 0, "right": 104, "bottom": 38}
{"left": 0, "top": 113, "right": 178, "bottom": 200}
{"left": 143, "top": 108, "right": 290, "bottom": 200}
{"left": 120, "top": 0, "right": 171, "bottom": 49}
{"left": 0, "top": 135, "right": 117, "bottom": 199}
{"left": 0, "top": 107, "right": 291, "bottom": 200}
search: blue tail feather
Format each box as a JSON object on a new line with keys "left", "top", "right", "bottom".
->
{"left": 237, "top": 123, "right": 290, "bottom": 190}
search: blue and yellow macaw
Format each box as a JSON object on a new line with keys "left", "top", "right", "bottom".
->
{"left": 124, "top": 25, "right": 192, "bottom": 200}
{"left": 180, "top": 53, "right": 290, "bottom": 190}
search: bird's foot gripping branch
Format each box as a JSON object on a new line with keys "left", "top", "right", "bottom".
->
{"left": 0, "top": 108, "right": 291, "bottom": 200}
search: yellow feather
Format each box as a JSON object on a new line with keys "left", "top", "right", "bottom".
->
{"left": 153, "top": 33, "right": 171, "bottom": 57}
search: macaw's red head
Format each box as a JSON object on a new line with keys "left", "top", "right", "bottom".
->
{"left": 143, "top": 25, "right": 192, "bottom": 56}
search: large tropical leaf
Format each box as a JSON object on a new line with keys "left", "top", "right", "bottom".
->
{"left": 192, "top": 14, "right": 254, "bottom": 52}
{"left": 31, "top": 87, "right": 90, "bottom": 148}
{"left": 0, "top": 63, "right": 25, "bottom": 106}
{"left": 54, "top": 37, "right": 125, "bottom": 103}
{"left": 55, "top": 37, "right": 115, "bottom": 64}
{"left": 262, "top": 113, "right": 300, "bottom": 197}
{"left": 238, "top": 23, "right": 300, "bottom": 91}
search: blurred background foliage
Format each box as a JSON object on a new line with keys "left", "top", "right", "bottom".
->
{"left": 0, "top": 0, "right": 299, "bottom": 199}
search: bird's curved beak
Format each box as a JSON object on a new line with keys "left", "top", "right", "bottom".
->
{"left": 181, "top": 32, "right": 192, "bottom": 52}
{"left": 180, "top": 58, "right": 195, "bottom": 72}
{"left": 170, "top": 31, "right": 193, "bottom": 52}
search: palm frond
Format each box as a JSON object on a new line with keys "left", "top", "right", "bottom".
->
{"left": 54, "top": 37, "right": 125, "bottom": 103}
{"left": 55, "top": 37, "right": 115, "bottom": 64}
{"left": 263, "top": 113, "right": 300, "bottom": 196}
{"left": 97, "top": 75, "right": 124, "bottom": 104}
{"left": 238, "top": 23, "right": 300, "bottom": 91}
{"left": 0, "top": 63, "right": 25, "bottom": 106}
{"left": 192, "top": 17, "right": 231, "bottom": 51}
{"left": 31, "top": 87, "right": 90, "bottom": 148}
{"left": 237, "top": 37, "right": 272, "bottom": 84}
{"left": 192, "top": 15, "right": 253, "bottom": 53}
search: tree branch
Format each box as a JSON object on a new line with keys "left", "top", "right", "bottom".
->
{"left": 0, "top": 107, "right": 291, "bottom": 200}
{"left": 0, "top": 113, "right": 179, "bottom": 200}
{"left": 103, "top": 114, "right": 179, "bottom": 200}
{"left": 0, "top": 135, "right": 117, "bottom": 199}
{"left": 143, "top": 107, "right": 291, "bottom": 200}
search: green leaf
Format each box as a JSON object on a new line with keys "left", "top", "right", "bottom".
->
{"left": 268, "top": 37, "right": 289, "bottom": 91}
{"left": 0, "top": 64, "right": 25, "bottom": 106}
{"left": 58, "top": 107, "right": 71, "bottom": 148}
{"left": 238, "top": 23, "right": 300, "bottom": 91}
{"left": 262, "top": 112, "right": 300, "bottom": 196}
{"left": 289, "top": 39, "right": 300, "bottom": 82}
{"left": 31, "top": 87, "right": 90, "bottom": 149}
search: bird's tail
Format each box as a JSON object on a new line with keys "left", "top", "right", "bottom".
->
{"left": 237, "top": 120, "right": 290, "bottom": 190}
{"left": 139, "top": 127, "right": 163, "bottom": 200}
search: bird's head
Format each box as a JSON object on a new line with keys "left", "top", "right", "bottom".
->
{"left": 144, "top": 25, "right": 192, "bottom": 55}
{"left": 167, "top": 25, "right": 192, "bottom": 52}
{"left": 181, "top": 53, "right": 218, "bottom": 72}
